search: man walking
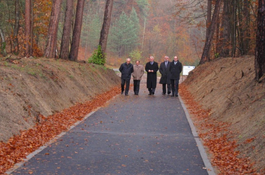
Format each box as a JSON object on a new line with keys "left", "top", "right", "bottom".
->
{"left": 145, "top": 56, "right": 159, "bottom": 95}
{"left": 132, "top": 60, "right": 144, "bottom": 95}
{"left": 169, "top": 56, "right": 182, "bottom": 97}
{"left": 119, "top": 58, "right": 134, "bottom": 96}
{"left": 159, "top": 56, "right": 171, "bottom": 95}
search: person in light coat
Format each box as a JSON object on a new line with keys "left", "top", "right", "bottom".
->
{"left": 132, "top": 60, "right": 145, "bottom": 95}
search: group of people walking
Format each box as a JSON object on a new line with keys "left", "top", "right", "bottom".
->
{"left": 119, "top": 56, "right": 182, "bottom": 97}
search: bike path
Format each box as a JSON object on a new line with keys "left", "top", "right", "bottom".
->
{"left": 11, "top": 87, "right": 210, "bottom": 175}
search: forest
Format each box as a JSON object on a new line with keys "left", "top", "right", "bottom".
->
{"left": 0, "top": 0, "right": 264, "bottom": 79}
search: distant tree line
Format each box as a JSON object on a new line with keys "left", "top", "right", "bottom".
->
{"left": 0, "top": 0, "right": 264, "bottom": 80}
{"left": 176, "top": 0, "right": 265, "bottom": 81}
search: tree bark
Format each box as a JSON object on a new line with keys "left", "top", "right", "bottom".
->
{"left": 99, "top": 0, "right": 114, "bottom": 54}
{"left": 255, "top": 0, "right": 265, "bottom": 81}
{"left": 14, "top": 0, "right": 19, "bottom": 54}
{"left": 69, "top": 0, "right": 85, "bottom": 61}
{"left": 25, "top": 0, "right": 31, "bottom": 57}
{"left": 60, "top": 0, "right": 73, "bottom": 60}
{"left": 230, "top": 0, "right": 237, "bottom": 57}
{"left": 200, "top": 0, "right": 222, "bottom": 64}
{"left": 44, "top": 0, "right": 63, "bottom": 58}
{"left": 0, "top": 28, "right": 7, "bottom": 56}
{"left": 243, "top": 0, "right": 250, "bottom": 54}
{"left": 30, "top": 0, "right": 34, "bottom": 56}
{"left": 220, "top": 0, "right": 230, "bottom": 57}
{"left": 237, "top": 0, "right": 244, "bottom": 55}
{"left": 206, "top": 0, "right": 212, "bottom": 41}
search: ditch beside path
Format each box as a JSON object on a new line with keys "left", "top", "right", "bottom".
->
{"left": 9, "top": 84, "right": 213, "bottom": 175}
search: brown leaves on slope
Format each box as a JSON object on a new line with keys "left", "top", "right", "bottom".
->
{"left": 0, "top": 86, "right": 120, "bottom": 174}
{"left": 179, "top": 84, "right": 260, "bottom": 175}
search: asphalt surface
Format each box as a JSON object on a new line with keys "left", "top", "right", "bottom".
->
{"left": 11, "top": 84, "right": 208, "bottom": 175}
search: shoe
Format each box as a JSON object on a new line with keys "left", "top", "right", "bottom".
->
{"left": 121, "top": 91, "right": 124, "bottom": 94}
{"left": 168, "top": 92, "right": 171, "bottom": 95}
{"left": 163, "top": 93, "right": 166, "bottom": 95}
{"left": 148, "top": 92, "right": 152, "bottom": 95}
{"left": 125, "top": 94, "right": 129, "bottom": 96}
{"left": 175, "top": 94, "right": 178, "bottom": 97}
{"left": 171, "top": 94, "right": 174, "bottom": 97}
{"left": 152, "top": 92, "right": 155, "bottom": 95}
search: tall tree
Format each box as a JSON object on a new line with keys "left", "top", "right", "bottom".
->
{"left": 25, "top": 0, "right": 32, "bottom": 57}
{"left": 109, "top": 12, "right": 139, "bottom": 57}
{"left": 242, "top": 0, "right": 250, "bottom": 54}
{"left": 44, "top": 0, "right": 63, "bottom": 58}
{"left": 60, "top": 0, "right": 73, "bottom": 60}
{"left": 69, "top": 0, "right": 85, "bottom": 61}
{"left": 200, "top": 0, "right": 222, "bottom": 64}
{"left": 14, "top": 0, "right": 19, "bottom": 54}
{"left": 206, "top": 0, "right": 212, "bottom": 42}
{"left": 0, "top": 28, "right": 7, "bottom": 56}
{"left": 255, "top": 0, "right": 265, "bottom": 81}
{"left": 220, "top": 0, "right": 230, "bottom": 57}
{"left": 99, "top": 0, "right": 114, "bottom": 55}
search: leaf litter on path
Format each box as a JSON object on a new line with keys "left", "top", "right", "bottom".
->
{"left": 0, "top": 86, "right": 120, "bottom": 174}
{"left": 179, "top": 84, "right": 262, "bottom": 175}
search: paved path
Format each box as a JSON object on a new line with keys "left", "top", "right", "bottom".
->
{"left": 11, "top": 84, "right": 209, "bottom": 175}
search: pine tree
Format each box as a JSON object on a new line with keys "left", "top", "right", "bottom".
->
{"left": 109, "top": 10, "right": 140, "bottom": 57}
{"left": 129, "top": 7, "right": 140, "bottom": 50}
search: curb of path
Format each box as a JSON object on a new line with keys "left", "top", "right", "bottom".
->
{"left": 178, "top": 95, "right": 216, "bottom": 175}
{"left": 5, "top": 108, "right": 103, "bottom": 174}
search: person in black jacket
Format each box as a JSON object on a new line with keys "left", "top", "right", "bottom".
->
{"left": 145, "top": 56, "right": 159, "bottom": 95}
{"left": 169, "top": 56, "right": 182, "bottom": 97}
{"left": 119, "top": 58, "right": 134, "bottom": 96}
{"left": 159, "top": 56, "right": 171, "bottom": 95}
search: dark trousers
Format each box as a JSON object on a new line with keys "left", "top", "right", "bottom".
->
{"left": 162, "top": 83, "right": 171, "bottom": 94}
{"left": 171, "top": 79, "right": 179, "bottom": 96}
{"left": 133, "top": 80, "right": 140, "bottom": 95}
{"left": 148, "top": 88, "right": 156, "bottom": 94}
{"left": 121, "top": 78, "right": 130, "bottom": 95}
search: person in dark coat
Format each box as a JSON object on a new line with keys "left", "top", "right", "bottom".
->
{"left": 119, "top": 58, "right": 134, "bottom": 96}
{"left": 169, "top": 56, "right": 182, "bottom": 97}
{"left": 159, "top": 56, "right": 171, "bottom": 95}
{"left": 145, "top": 56, "right": 159, "bottom": 95}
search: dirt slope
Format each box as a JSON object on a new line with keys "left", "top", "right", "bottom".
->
{"left": 0, "top": 57, "right": 120, "bottom": 142}
{"left": 183, "top": 56, "right": 265, "bottom": 172}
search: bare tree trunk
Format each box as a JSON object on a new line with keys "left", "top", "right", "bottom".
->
{"left": 243, "top": 0, "right": 250, "bottom": 54}
{"left": 231, "top": 0, "right": 237, "bottom": 57}
{"left": 69, "top": 0, "right": 85, "bottom": 61}
{"left": 255, "top": 0, "right": 265, "bottom": 81}
{"left": 220, "top": 0, "right": 231, "bottom": 57}
{"left": 206, "top": 0, "right": 212, "bottom": 41}
{"left": 215, "top": 13, "right": 220, "bottom": 55}
{"left": 30, "top": 0, "right": 34, "bottom": 56}
{"left": 200, "top": 0, "right": 222, "bottom": 64}
{"left": 60, "top": 0, "right": 73, "bottom": 60}
{"left": 0, "top": 28, "right": 7, "bottom": 56}
{"left": 237, "top": 0, "right": 244, "bottom": 55}
{"left": 99, "top": 0, "right": 114, "bottom": 54}
{"left": 44, "top": 0, "right": 63, "bottom": 58}
{"left": 14, "top": 0, "right": 19, "bottom": 55}
{"left": 25, "top": 0, "right": 31, "bottom": 57}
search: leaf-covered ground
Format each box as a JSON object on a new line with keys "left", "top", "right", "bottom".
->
{"left": 0, "top": 87, "right": 120, "bottom": 174}
{"left": 179, "top": 84, "right": 263, "bottom": 175}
